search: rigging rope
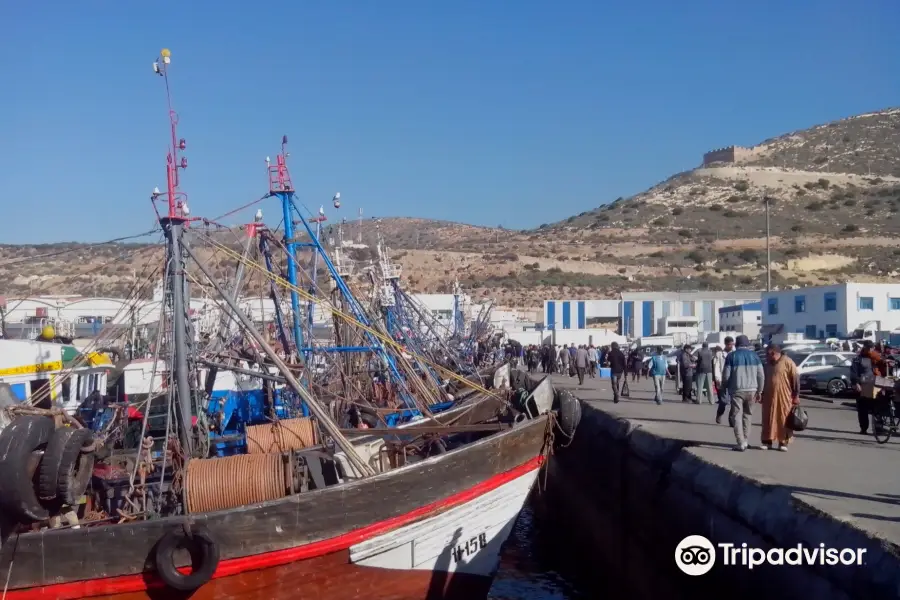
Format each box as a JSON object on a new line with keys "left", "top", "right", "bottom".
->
{"left": 194, "top": 231, "right": 500, "bottom": 399}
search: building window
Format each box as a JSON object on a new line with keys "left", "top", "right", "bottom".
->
{"left": 825, "top": 324, "right": 837, "bottom": 337}
{"left": 767, "top": 298, "right": 778, "bottom": 315}
{"left": 891, "top": 298, "right": 900, "bottom": 311}
{"left": 805, "top": 325, "right": 817, "bottom": 339}
{"left": 795, "top": 296, "right": 806, "bottom": 313}
{"left": 824, "top": 292, "right": 837, "bottom": 312}
{"left": 859, "top": 296, "right": 874, "bottom": 311}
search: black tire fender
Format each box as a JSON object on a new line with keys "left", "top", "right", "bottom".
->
{"left": 555, "top": 390, "right": 582, "bottom": 441}
{"left": 359, "top": 406, "right": 380, "bottom": 428}
{"left": 0, "top": 415, "right": 55, "bottom": 522}
{"left": 154, "top": 526, "right": 220, "bottom": 591}
{"left": 38, "top": 427, "right": 95, "bottom": 506}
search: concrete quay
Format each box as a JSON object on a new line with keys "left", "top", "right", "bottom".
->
{"left": 536, "top": 372, "right": 900, "bottom": 600}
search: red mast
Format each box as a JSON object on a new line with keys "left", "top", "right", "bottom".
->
{"left": 152, "top": 48, "right": 189, "bottom": 221}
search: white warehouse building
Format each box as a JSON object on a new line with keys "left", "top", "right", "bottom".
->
{"left": 760, "top": 282, "right": 900, "bottom": 341}
{"left": 543, "top": 300, "right": 619, "bottom": 330}
{"left": 619, "top": 291, "right": 763, "bottom": 338}
{"left": 718, "top": 302, "right": 762, "bottom": 339}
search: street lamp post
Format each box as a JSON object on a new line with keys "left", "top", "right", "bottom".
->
{"left": 765, "top": 196, "right": 771, "bottom": 292}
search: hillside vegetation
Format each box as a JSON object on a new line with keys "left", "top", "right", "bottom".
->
{"left": 4, "top": 108, "right": 900, "bottom": 308}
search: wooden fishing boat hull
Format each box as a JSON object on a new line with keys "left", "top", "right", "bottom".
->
{"left": 0, "top": 413, "right": 550, "bottom": 600}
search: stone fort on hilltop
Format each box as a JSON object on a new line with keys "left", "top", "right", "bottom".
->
{"left": 702, "top": 145, "right": 765, "bottom": 166}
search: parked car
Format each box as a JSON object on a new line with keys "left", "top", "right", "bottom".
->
{"left": 799, "top": 361, "right": 854, "bottom": 397}
{"left": 783, "top": 350, "right": 855, "bottom": 374}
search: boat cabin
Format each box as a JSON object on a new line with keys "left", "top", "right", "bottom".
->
{"left": 0, "top": 339, "right": 112, "bottom": 412}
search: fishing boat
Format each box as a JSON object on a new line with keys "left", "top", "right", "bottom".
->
{"left": 0, "top": 49, "right": 580, "bottom": 600}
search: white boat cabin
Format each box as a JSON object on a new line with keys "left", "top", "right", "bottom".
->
{"left": 0, "top": 339, "right": 113, "bottom": 414}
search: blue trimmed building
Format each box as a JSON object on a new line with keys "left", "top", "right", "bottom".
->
{"left": 618, "top": 291, "right": 762, "bottom": 338}
{"left": 760, "top": 283, "right": 900, "bottom": 340}
{"left": 543, "top": 300, "right": 618, "bottom": 331}
{"left": 543, "top": 291, "right": 763, "bottom": 338}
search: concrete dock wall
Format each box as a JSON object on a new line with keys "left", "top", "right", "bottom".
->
{"left": 542, "top": 400, "right": 900, "bottom": 600}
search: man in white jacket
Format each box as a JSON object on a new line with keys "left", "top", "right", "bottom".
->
{"left": 713, "top": 336, "right": 735, "bottom": 424}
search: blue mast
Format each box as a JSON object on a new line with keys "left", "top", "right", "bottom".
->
{"left": 267, "top": 136, "right": 304, "bottom": 359}
{"left": 266, "top": 138, "right": 421, "bottom": 418}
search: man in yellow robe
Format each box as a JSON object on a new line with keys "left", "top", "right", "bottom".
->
{"left": 762, "top": 344, "right": 800, "bottom": 451}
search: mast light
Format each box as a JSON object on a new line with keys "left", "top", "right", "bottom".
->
{"left": 161, "top": 48, "right": 171, "bottom": 64}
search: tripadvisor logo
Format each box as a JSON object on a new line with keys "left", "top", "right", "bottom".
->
{"left": 675, "top": 535, "right": 715, "bottom": 576}
{"left": 675, "top": 535, "right": 868, "bottom": 575}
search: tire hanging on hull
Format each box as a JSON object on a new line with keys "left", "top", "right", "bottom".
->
{"left": 0, "top": 416, "right": 55, "bottom": 522}
{"left": 38, "top": 426, "right": 95, "bottom": 507}
{"left": 154, "top": 526, "right": 220, "bottom": 591}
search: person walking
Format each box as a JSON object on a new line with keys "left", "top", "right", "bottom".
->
{"left": 587, "top": 345, "right": 598, "bottom": 378}
{"left": 678, "top": 344, "right": 696, "bottom": 403}
{"left": 850, "top": 341, "right": 880, "bottom": 435}
{"left": 567, "top": 344, "right": 577, "bottom": 377}
{"left": 714, "top": 337, "right": 735, "bottom": 424}
{"left": 527, "top": 345, "right": 538, "bottom": 374}
{"left": 722, "top": 335, "right": 765, "bottom": 452}
{"left": 558, "top": 345, "right": 570, "bottom": 377}
{"left": 761, "top": 344, "right": 800, "bottom": 451}
{"left": 695, "top": 342, "right": 715, "bottom": 404}
{"left": 649, "top": 346, "right": 668, "bottom": 405}
{"left": 575, "top": 345, "right": 589, "bottom": 385}
{"left": 607, "top": 341, "right": 627, "bottom": 403}
{"left": 626, "top": 347, "right": 641, "bottom": 382}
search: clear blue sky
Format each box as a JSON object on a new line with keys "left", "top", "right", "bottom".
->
{"left": 2, "top": 0, "right": 898, "bottom": 243}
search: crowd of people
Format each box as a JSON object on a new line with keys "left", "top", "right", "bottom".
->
{"left": 502, "top": 334, "right": 897, "bottom": 452}
{"left": 517, "top": 342, "right": 646, "bottom": 387}
{"left": 603, "top": 336, "right": 802, "bottom": 452}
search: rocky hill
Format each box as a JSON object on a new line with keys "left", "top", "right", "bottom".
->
{"left": 4, "top": 108, "right": 900, "bottom": 309}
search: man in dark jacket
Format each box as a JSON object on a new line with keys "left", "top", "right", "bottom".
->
{"left": 851, "top": 341, "right": 878, "bottom": 435}
{"left": 695, "top": 342, "right": 715, "bottom": 404}
{"left": 678, "top": 344, "right": 696, "bottom": 403}
{"left": 607, "top": 342, "right": 627, "bottom": 403}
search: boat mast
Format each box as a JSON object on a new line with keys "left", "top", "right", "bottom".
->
{"left": 267, "top": 138, "right": 306, "bottom": 359}
{"left": 264, "top": 140, "right": 419, "bottom": 413}
{"left": 152, "top": 48, "right": 194, "bottom": 456}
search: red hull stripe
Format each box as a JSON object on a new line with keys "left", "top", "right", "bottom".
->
{"left": 7, "top": 455, "right": 544, "bottom": 599}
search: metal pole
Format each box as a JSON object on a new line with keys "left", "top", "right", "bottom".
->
{"left": 279, "top": 192, "right": 305, "bottom": 356}
{"left": 165, "top": 220, "right": 194, "bottom": 456}
{"left": 765, "top": 197, "right": 771, "bottom": 292}
{"left": 183, "top": 242, "right": 375, "bottom": 476}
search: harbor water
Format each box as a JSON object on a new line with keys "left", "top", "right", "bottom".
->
{"left": 488, "top": 497, "right": 622, "bottom": 600}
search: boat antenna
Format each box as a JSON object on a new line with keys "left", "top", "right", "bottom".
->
{"left": 151, "top": 48, "right": 195, "bottom": 457}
